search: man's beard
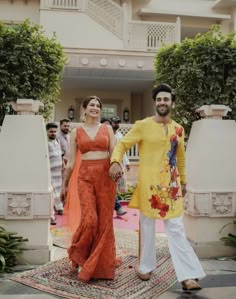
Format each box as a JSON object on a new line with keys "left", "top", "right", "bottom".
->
{"left": 49, "top": 136, "right": 56, "bottom": 140}
{"left": 61, "top": 129, "right": 69, "bottom": 134}
{"left": 156, "top": 106, "right": 171, "bottom": 117}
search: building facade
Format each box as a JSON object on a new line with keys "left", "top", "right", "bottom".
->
{"left": 1, "top": 0, "right": 236, "bottom": 122}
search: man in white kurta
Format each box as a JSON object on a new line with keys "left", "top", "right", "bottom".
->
{"left": 109, "top": 84, "right": 205, "bottom": 290}
{"left": 58, "top": 118, "right": 70, "bottom": 168}
{"left": 110, "top": 115, "right": 130, "bottom": 216}
{"left": 46, "top": 122, "right": 63, "bottom": 224}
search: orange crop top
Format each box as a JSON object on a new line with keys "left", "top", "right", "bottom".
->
{"left": 77, "top": 124, "right": 110, "bottom": 154}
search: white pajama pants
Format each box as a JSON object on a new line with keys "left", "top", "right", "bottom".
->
{"left": 139, "top": 213, "right": 206, "bottom": 282}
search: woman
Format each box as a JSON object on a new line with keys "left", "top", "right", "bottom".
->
{"left": 62, "top": 96, "right": 117, "bottom": 282}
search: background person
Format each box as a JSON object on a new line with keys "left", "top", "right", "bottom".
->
{"left": 111, "top": 116, "right": 130, "bottom": 216}
{"left": 46, "top": 122, "right": 63, "bottom": 224}
{"left": 101, "top": 116, "right": 127, "bottom": 216}
{"left": 58, "top": 118, "right": 71, "bottom": 167}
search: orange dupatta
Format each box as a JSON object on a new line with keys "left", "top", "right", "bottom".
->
{"left": 63, "top": 150, "right": 81, "bottom": 235}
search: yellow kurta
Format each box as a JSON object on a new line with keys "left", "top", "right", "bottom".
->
{"left": 111, "top": 117, "right": 186, "bottom": 220}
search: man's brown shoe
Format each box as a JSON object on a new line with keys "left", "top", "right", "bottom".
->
{"left": 137, "top": 271, "right": 152, "bottom": 281}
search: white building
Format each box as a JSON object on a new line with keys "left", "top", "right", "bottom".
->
{"left": 1, "top": 0, "right": 235, "bottom": 122}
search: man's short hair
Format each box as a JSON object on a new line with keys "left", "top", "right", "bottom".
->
{"left": 101, "top": 117, "right": 112, "bottom": 125}
{"left": 60, "top": 118, "right": 70, "bottom": 126}
{"left": 110, "top": 115, "right": 121, "bottom": 123}
{"left": 152, "top": 83, "right": 176, "bottom": 102}
{"left": 46, "top": 122, "right": 58, "bottom": 131}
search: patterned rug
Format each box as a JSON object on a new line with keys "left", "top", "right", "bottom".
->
{"left": 11, "top": 229, "right": 177, "bottom": 299}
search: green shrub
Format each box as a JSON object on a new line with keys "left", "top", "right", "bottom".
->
{"left": 0, "top": 20, "right": 67, "bottom": 124}
{"left": 154, "top": 25, "right": 236, "bottom": 136}
{"left": 0, "top": 226, "right": 28, "bottom": 272}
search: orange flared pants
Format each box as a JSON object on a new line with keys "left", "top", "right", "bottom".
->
{"left": 68, "top": 158, "right": 116, "bottom": 282}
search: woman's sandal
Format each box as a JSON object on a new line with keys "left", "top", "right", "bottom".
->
{"left": 182, "top": 279, "right": 201, "bottom": 291}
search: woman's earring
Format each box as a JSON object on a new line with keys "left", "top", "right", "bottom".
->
{"left": 81, "top": 112, "right": 86, "bottom": 122}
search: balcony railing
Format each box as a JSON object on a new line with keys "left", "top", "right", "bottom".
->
{"left": 86, "top": 0, "right": 123, "bottom": 38}
{"left": 42, "top": 0, "right": 181, "bottom": 51}
{"left": 48, "top": 0, "right": 79, "bottom": 9}
{"left": 119, "top": 124, "right": 139, "bottom": 161}
{"left": 125, "top": 20, "right": 178, "bottom": 51}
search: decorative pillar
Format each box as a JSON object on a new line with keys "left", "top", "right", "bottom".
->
{"left": 175, "top": 17, "right": 181, "bottom": 43}
{"left": 184, "top": 105, "right": 236, "bottom": 258}
{"left": 0, "top": 99, "right": 54, "bottom": 264}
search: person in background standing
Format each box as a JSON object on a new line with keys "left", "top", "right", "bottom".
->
{"left": 101, "top": 116, "right": 127, "bottom": 216}
{"left": 46, "top": 122, "right": 64, "bottom": 224}
{"left": 58, "top": 118, "right": 71, "bottom": 167}
{"left": 58, "top": 119, "right": 71, "bottom": 200}
{"left": 110, "top": 116, "right": 130, "bottom": 216}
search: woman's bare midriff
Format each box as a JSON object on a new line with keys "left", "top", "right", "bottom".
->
{"left": 81, "top": 151, "right": 109, "bottom": 160}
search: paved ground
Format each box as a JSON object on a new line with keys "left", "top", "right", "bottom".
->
{"left": 0, "top": 241, "right": 236, "bottom": 299}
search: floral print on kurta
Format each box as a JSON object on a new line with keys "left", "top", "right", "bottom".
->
{"left": 111, "top": 117, "right": 186, "bottom": 220}
{"left": 148, "top": 126, "right": 183, "bottom": 218}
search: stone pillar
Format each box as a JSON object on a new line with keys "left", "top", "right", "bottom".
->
{"left": 0, "top": 99, "right": 54, "bottom": 264}
{"left": 184, "top": 105, "right": 236, "bottom": 258}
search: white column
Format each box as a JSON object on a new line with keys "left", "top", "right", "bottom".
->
{"left": 185, "top": 105, "right": 236, "bottom": 258}
{"left": 0, "top": 99, "right": 53, "bottom": 264}
{"left": 175, "top": 17, "right": 181, "bottom": 43}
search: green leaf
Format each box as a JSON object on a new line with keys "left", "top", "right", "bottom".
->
{"left": 0, "top": 253, "right": 6, "bottom": 272}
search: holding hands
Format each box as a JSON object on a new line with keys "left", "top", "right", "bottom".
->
{"left": 109, "top": 162, "right": 123, "bottom": 182}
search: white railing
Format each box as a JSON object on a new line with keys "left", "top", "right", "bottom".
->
{"left": 125, "top": 20, "right": 177, "bottom": 50}
{"left": 47, "top": 0, "right": 80, "bottom": 9}
{"left": 85, "top": 0, "right": 123, "bottom": 38}
{"left": 119, "top": 124, "right": 139, "bottom": 161}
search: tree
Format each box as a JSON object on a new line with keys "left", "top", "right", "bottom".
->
{"left": 0, "top": 20, "right": 67, "bottom": 124}
{"left": 154, "top": 25, "right": 236, "bottom": 136}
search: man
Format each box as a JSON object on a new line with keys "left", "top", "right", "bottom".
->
{"left": 58, "top": 118, "right": 71, "bottom": 169}
{"left": 100, "top": 116, "right": 127, "bottom": 216}
{"left": 110, "top": 115, "right": 130, "bottom": 216}
{"left": 109, "top": 84, "right": 205, "bottom": 290}
{"left": 46, "top": 122, "right": 64, "bottom": 222}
